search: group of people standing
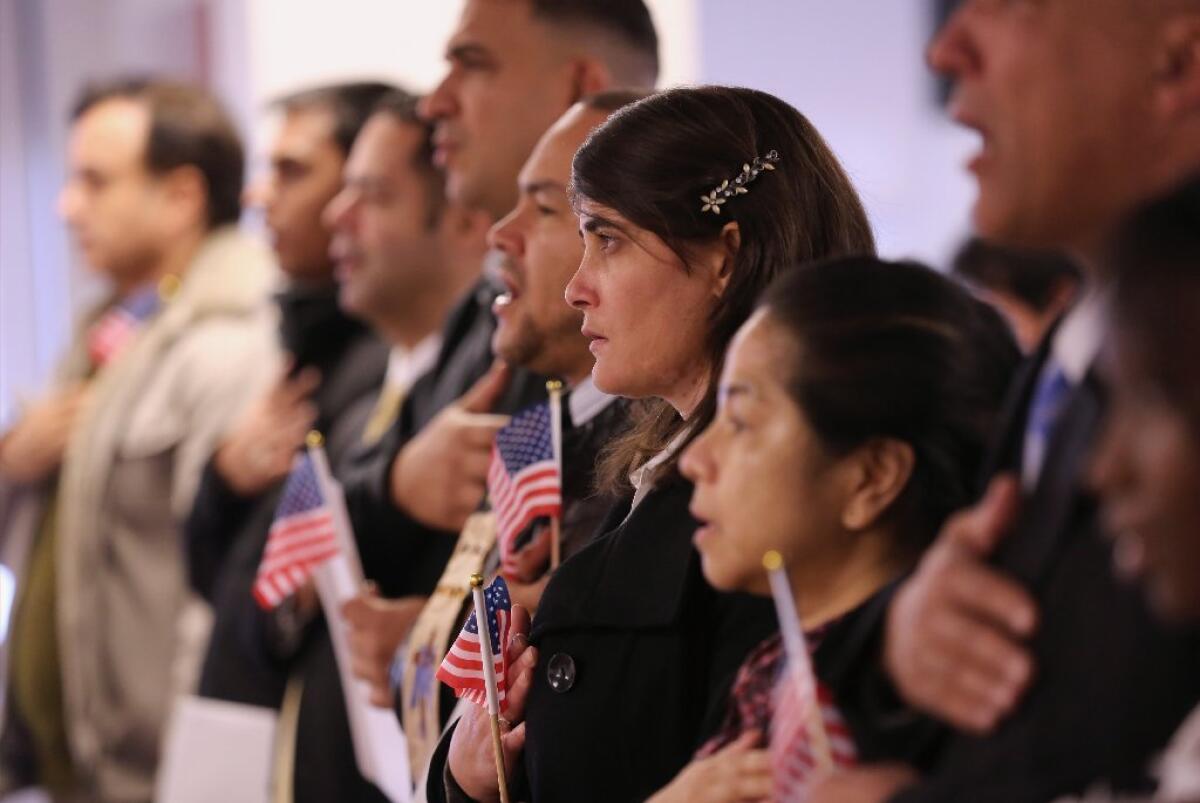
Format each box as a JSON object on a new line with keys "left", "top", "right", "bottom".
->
{"left": 2, "top": 1, "right": 1200, "bottom": 802}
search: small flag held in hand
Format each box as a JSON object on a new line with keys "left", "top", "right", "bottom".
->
{"left": 436, "top": 576, "right": 512, "bottom": 712}
{"left": 489, "top": 402, "right": 562, "bottom": 578}
{"left": 253, "top": 451, "right": 340, "bottom": 609}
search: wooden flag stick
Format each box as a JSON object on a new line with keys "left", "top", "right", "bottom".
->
{"left": 763, "top": 551, "right": 834, "bottom": 774}
{"left": 546, "top": 380, "right": 564, "bottom": 570}
{"left": 549, "top": 517, "right": 562, "bottom": 571}
{"left": 469, "top": 573, "right": 511, "bottom": 803}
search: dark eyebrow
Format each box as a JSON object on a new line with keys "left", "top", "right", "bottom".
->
{"left": 446, "top": 42, "right": 494, "bottom": 66}
{"left": 581, "top": 214, "right": 621, "bottom": 234}
{"left": 522, "top": 179, "right": 568, "bottom": 196}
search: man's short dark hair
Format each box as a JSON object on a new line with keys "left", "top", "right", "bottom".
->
{"left": 531, "top": 0, "right": 659, "bottom": 84}
{"left": 272, "top": 81, "right": 395, "bottom": 156}
{"left": 581, "top": 88, "right": 654, "bottom": 113}
{"left": 73, "top": 76, "right": 244, "bottom": 229}
{"left": 952, "top": 237, "right": 1082, "bottom": 312}
{"left": 370, "top": 89, "right": 445, "bottom": 226}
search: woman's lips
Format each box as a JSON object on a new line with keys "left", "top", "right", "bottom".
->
{"left": 582, "top": 326, "right": 607, "bottom": 354}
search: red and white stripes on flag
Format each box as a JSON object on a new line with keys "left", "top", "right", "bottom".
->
{"left": 488, "top": 402, "right": 562, "bottom": 578}
{"left": 435, "top": 576, "right": 513, "bottom": 712}
{"left": 771, "top": 675, "right": 857, "bottom": 801}
{"left": 86, "top": 285, "right": 162, "bottom": 367}
{"left": 253, "top": 451, "right": 340, "bottom": 609}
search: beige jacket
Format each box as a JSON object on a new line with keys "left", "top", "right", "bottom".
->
{"left": 0, "top": 226, "right": 280, "bottom": 802}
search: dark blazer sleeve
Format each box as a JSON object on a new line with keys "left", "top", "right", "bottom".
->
{"left": 184, "top": 459, "right": 262, "bottom": 601}
{"left": 886, "top": 376, "right": 1200, "bottom": 803}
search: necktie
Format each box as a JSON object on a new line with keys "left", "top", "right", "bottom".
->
{"left": 361, "top": 383, "right": 405, "bottom": 447}
{"left": 1022, "top": 358, "right": 1073, "bottom": 489}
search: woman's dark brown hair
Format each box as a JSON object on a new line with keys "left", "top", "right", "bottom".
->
{"left": 761, "top": 257, "right": 1021, "bottom": 552}
{"left": 571, "top": 85, "right": 876, "bottom": 490}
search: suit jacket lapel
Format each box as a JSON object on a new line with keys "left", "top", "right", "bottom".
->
{"left": 977, "top": 325, "right": 1058, "bottom": 487}
{"left": 996, "top": 370, "right": 1106, "bottom": 587}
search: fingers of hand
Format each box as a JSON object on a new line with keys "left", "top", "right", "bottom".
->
{"left": 457, "top": 414, "right": 510, "bottom": 451}
{"left": 943, "top": 559, "right": 1038, "bottom": 637}
{"left": 459, "top": 361, "right": 512, "bottom": 413}
{"left": 916, "top": 613, "right": 1031, "bottom": 730}
{"left": 945, "top": 474, "right": 1021, "bottom": 556}
{"left": 503, "top": 646, "right": 538, "bottom": 721}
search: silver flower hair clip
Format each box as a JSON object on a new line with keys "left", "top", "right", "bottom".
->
{"left": 700, "top": 150, "right": 781, "bottom": 214}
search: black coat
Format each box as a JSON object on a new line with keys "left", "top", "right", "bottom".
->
{"left": 885, "top": 335, "right": 1200, "bottom": 802}
{"left": 428, "top": 475, "right": 777, "bottom": 802}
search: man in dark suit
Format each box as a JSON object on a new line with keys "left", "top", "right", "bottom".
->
{"left": 339, "top": 0, "right": 660, "bottom": 555}
{"left": 811, "top": 2, "right": 1200, "bottom": 801}
{"left": 190, "top": 88, "right": 490, "bottom": 803}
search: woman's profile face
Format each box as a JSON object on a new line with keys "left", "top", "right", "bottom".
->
{"left": 565, "top": 199, "right": 724, "bottom": 411}
{"left": 681, "top": 310, "right": 847, "bottom": 596}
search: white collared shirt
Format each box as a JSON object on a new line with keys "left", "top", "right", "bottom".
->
{"left": 567, "top": 375, "right": 615, "bottom": 428}
{"left": 628, "top": 428, "right": 690, "bottom": 512}
{"left": 384, "top": 334, "right": 442, "bottom": 398}
{"left": 1050, "top": 286, "right": 1107, "bottom": 386}
{"left": 1021, "top": 286, "right": 1107, "bottom": 487}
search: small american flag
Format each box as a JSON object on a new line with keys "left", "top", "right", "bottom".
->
{"left": 770, "top": 662, "right": 857, "bottom": 801}
{"left": 253, "top": 452, "right": 340, "bottom": 609}
{"left": 488, "top": 403, "right": 561, "bottom": 578}
{"left": 87, "top": 285, "right": 162, "bottom": 367}
{"left": 435, "top": 576, "right": 512, "bottom": 712}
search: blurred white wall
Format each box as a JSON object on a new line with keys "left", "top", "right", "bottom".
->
{"left": 698, "top": 0, "right": 977, "bottom": 266}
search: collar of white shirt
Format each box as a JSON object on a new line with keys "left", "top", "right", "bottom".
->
{"left": 384, "top": 334, "right": 442, "bottom": 397}
{"left": 567, "top": 375, "right": 616, "bottom": 429}
{"left": 1050, "top": 286, "right": 1107, "bottom": 386}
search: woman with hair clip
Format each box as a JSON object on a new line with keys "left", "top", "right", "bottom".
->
{"left": 651, "top": 257, "right": 1020, "bottom": 802}
{"left": 435, "top": 86, "right": 876, "bottom": 802}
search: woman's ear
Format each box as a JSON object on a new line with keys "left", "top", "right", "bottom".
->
{"left": 710, "top": 221, "right": 741, "bottom": 298}
{"left": 840, "top": 438, "right": 915, "bottom": 532}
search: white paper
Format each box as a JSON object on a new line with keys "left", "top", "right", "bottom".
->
{"left": 154, "top": 696, "right": 277, "bottom": 803}
{"left": 311, "top": 474, "right": 413, "bottom": 803}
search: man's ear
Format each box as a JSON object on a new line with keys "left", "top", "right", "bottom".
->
{"left": 840, "top": 438, "right": 915, "bottom": 532}
{"left": 1155, "top": 13, "right": 1200, "bottom": 120}
{"left": 160, "top": 165, "right": 208, "bottom": 231}
{"left": 568, "top": 58, "right": 612, "bottom": 104}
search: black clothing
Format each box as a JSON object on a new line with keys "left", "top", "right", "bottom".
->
{"left": 429, "top": 476, "right": 777, "bottom": 802}
{"left": 884, "top": 336, "right": 1200, "bottom": 802}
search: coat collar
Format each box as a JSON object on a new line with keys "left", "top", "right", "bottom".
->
{"left": 531, "top": 476, "right": 698, "bottom": 637}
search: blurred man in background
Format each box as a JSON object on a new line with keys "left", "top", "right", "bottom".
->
{"left": 814, "top": 0, "right": 1200, "bottom": 800}
{"left": 952, "top": 237, "right": 1080, "bottom": 353}
{"left": 191, "top": 86, "right": 489, "bottom": 803}
{"left": 0, "top": 77, "right": 277, "bottom": 803}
